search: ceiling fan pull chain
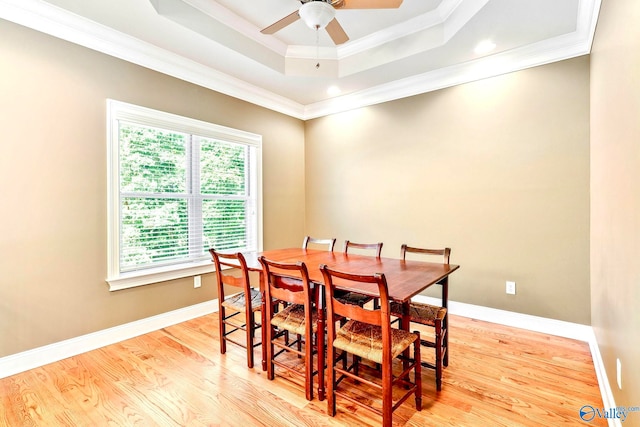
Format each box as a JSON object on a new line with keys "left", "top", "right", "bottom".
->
{"left": 315, "top": 27, "right": 321, "bottom": 69}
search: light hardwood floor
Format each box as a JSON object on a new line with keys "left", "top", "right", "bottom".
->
{"left": 0, "top": 313, "right": 605, "bottom": 426}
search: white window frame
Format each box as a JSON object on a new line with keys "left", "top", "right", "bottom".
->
{"left": 106, "top": 100, "right": 263, "bottom": 291}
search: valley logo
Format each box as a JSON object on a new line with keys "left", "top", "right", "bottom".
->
{"left": 580, "top": 405, "right": 640, "bottom": 423}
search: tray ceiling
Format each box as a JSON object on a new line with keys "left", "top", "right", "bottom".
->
{"left": 0, "top": 0, "right": 601, "bottom": 119}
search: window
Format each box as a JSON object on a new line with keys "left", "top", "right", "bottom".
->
{"left": 107, "top": 100, "right": 262, "bottom": 290}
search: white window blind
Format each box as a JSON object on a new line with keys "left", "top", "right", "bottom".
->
{"left": 107, "top": 100, "right": 262, "bottom": 290}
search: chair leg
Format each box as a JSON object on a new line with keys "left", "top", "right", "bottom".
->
{"left": 327, "top": 345, "right": 337, "bottom": 416}
{"left": 381, "top": 360, "right": 393, "bottom": 427}
{"left": 219, "top": 307, "right": 227, "bottom": 355}
{"left": 435, "top": 320, "right": 444, "bottom": 391}
{"left": 305, "top": 332, "right": 313, "bottom": 401}
{"left": 414, "top": 334, "right": 422, "bottom": 410}
{"left": 317, "top": 328, "right": 325, "bottom": 401}
{"left": 442, "top": 338, "right": 448, "bottom": 370}
{"left": 443, "top": 315, "right": 449, "bottom": 367}
{"left": 266, "top": 324, "right": 275, "bottom": 381}
{"left": 246, "top": 310, "right": 254, "bottom": 369}
{"left": 354, "top": 355, "right": 361, "bottom": 378}
{"left": 260, "top": 273, "right": 267, "bottom": 372}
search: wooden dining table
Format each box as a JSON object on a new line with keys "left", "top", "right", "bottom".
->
{"left": 238, "top": 247, "right": 460, "bottom": 382}
{"left": 244, "top": 247, "right": 458, "bottom": 301}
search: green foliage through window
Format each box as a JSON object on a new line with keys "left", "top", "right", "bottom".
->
{"left": 117, "top": 121, "right": 257, "bottom": 273}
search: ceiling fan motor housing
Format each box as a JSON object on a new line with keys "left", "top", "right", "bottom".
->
{"left": 300, "top": 0, "right": 337, "bottom": 4}
{"left": 299, "top": 0, "right": 336, "bottom": 30}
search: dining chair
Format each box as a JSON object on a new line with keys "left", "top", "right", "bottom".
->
{"left": 320, "top": 264, "right": 422, "bottom": 427}
{"left": 337, "top": 240, "right": 384, "bottom": 307}
{"left": 390, "top": 244, "right": 451, "bottom": 391}
{"left": 259, "top": 256, "right": 324, "bottom": 401}
{"left": 302, "top": 236, "right": 336, "bottom": 251}
{"left": 209, "top": 249, "right": 262, "bottom": 369}
{"left": 343, "top": 240, "right": 383, "bottom": 257}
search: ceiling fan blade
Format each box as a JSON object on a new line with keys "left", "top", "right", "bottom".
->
{"left": 260, "top": 10, "right": 300, "bottom": 34}
{"left": 334, "top": 0, "right": 403, "bottom": 9}
{"left": 326, "top": 18, "right": 349, "bottom": 45}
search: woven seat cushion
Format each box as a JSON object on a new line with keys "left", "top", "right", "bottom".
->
{"left": 270, "top": 304, "right": 317, "bottom": 335}
{"left": 221, "top": 288, "right": 262, "bottom": 312}
{"left": 333, "top": 320, "right": 418, "bottom": 365}
{"left": 335, "top": 290, "right": 374, "bottom": 306}
{"left": 389, "top": 301, "right": 446, "bottom": 327}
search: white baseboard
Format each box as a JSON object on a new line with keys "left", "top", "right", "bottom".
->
{"left": 414, "top": 295, "right": 619, "bottom": 426}
{"left": 0, "top": 299, "right": 218, "bottom": 379}
{"left": 584, "top": 328, "right": 621, "bottom": 427}
{"left": 0, "top": 296, "right": 617, "bottom": 427}
{"left": 413, "top": 295, "right": 594, "bottom": 341}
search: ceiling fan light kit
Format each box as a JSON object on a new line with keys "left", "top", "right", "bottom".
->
{"left": 260, "top": 0, "right": 403, "bottom": 45}
{"left": 299, "top": 1, "right": 336, "bottom": 30}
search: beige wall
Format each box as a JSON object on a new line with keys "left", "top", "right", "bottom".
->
{"left": 590, "top": 0, "right": 640, "bottom": 417}
{"left": 5, "top": 11, "right": 630, "bottom": 412}
{"left": 0, "top": 20, "right": 305, "bottom": 357}
{"left": 305, "top": 56, "right": 591, "bottom": 324}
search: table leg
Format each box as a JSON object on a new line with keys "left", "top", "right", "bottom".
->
{"left": 441, "top": 277, "right": 449, "bottom": 367}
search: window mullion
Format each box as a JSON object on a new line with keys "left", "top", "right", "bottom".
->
{"left": 245, "top": 146, "right": 256, "bottom": 250}
{"left": 189, "top": 135, "right": 204, "bottom": 260}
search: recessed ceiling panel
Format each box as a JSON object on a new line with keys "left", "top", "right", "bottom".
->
{"left": 216, "top": 0, "right": 443, "bottom": 46}
{"left": 12, "top": 0, "right": 598, "bottom": 118}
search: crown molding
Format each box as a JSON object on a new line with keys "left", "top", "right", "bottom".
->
{"left": 302, "top": 0, "right": 602, "bottom": 119}
{"left": 178, "top": 0, "right": 289, "bottom": 55}
{"left": 0, "top": 0, "right": 601, "bottom": 121}
{"left": 303, "top": 28, "right": 597, "bottom": 119}
{"left": 155, "top": 0, "right": 487, "bottom": 79}
{"left": 0, "top": 0, "right": 306, "bottom": 118}
{"left": 178, "top": 0, "right": 470, "bottom": 63}
{"left": 337, "top": 0, "right": 469, "bottom": 58}
{"left": 282, "top": 0, "right": 488, "bottom": 78}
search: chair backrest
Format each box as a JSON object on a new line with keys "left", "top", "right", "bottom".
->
{"left": 302, "top": 236, "right": 336, "bottom": 252}
{"left": 401, "top": 244, "right": 451, "bottom": 264}
{"left": 343, "top": 240, "right": 383, "bottom": 258}
{"left": 320, "top": 264, "right": 393, "bottom": 362}
{"left": 209, "top": 249, "right": 252, "bottom": 301}
{"left": 258, "top": 256, "right": 313, "bottom": 304}
{"left": 259, "top": 257, "right": 315, "bottom": 331}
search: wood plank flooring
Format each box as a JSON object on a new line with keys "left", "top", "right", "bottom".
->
{"left": 0, "top": 313, "right": 605, "bottom": 426}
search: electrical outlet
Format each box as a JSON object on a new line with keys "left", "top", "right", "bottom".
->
{"left": 194, "top": 275, "right": 202, "bottom": 288}
{"left": 617, "top": 358, "right": 622, "bottom": 389}
{"left": 506, "top": 281, "right": 516, "bottom": 295}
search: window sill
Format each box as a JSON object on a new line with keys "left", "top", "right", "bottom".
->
{"left": 107, "top": 261, "right": 215, "bottom": 291}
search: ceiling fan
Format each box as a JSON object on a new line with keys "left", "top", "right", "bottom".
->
{"left": 260, "top": 0, "right": 404, "bottom": 45}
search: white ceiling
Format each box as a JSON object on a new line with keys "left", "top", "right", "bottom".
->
{"left": 1, "top": 0, "right": 600, "bottom": 119}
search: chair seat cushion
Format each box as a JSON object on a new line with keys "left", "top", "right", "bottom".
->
{"left": 335, "top": 290, "right": 374, "bottom": 306}
{"left": 271, "top": 304, "right": 318, "bottom": 335}
{"left": 333, "top": 320, "right": 418, "bottom": 365}
{"left": 221, "top": 288, "right": 262, "bottom": 312}
{"left": 389, "top": 301, "right": 446, "bottom": 327}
